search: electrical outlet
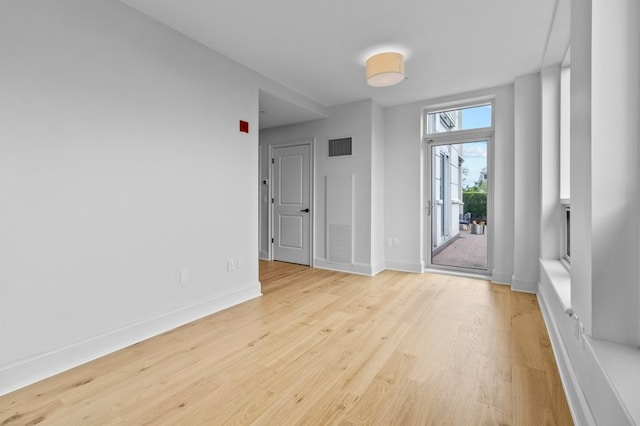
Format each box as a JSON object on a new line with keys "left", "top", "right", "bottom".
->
{"left": 237, "top": 257, "right": 244, "bottom": 269}
{"left": 227, "top": 259, "right": 235, "bottom": 272}
{"left": 387, "top": 238, "right": 393, "bottom": 246}
{"left": 393, "top": 238, "right": 400, "bottom": 247}
{"left": 180, "top": 269, "right": 189, "bottom": 284}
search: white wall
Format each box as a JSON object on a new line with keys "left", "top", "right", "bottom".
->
{"left": 383, "top": 103, "right": 424, "bottom": 272}
{"left": 492, "top": 86, "right": 516, "bottom": 284}
{"left": 259, "top": 100, "right": 380, "bottom": 275}
{"left": 371, "top": 101, "right": 385, "bottom": 273}
{"left": 540, "top": 66, "right": 561, "bottom": 260}
{"left": 0, "top": 0, "right": 263, "bottom": 395}
{"left": 384, "top": 86, "right": 515, "bottom": 281}
{"left": 570, "top": 0, "right": 594, "bottom": 336}
{"left": 259, "top": 143, "right": 271, "bottom": 259}
{"left": 590, "top": 0, "right": 640, "bottom": 345}
{"left": 568, "top": 0, "right": 640, "bottom": 345}
{"left": 513, "top": 74, "right": 542, "bottom": 292}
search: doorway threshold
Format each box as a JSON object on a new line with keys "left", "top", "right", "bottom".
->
{"left": 422, "top": 267, "right": 492, "bottom": 282}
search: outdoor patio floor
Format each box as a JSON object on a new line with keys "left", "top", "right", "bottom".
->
{"left": 432, "top": 227, "right": 488, "bottom": 270}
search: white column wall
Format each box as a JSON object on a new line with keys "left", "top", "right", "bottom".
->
{"left": 540, "top": 65, "right": 562, "bottom": 260}
{"left": 491, "top": 86, "right": 516, "bottom": 284}
{"left": 590, "top": 0, "right": 640, "bottom": 345}
{"left": 570, "top": 0, "right": 640, "bottom": 344}
{"left": 383, "top": 104, "right": 424, "bottom": 272}
{"left": 570, "top": 0, "right": 594, "bottom": 334}
{"left": 371, "top": 101, "right": 386, "bottom": 274}
{"left": 513, "top": 74, "right": 542, "bottom": 292}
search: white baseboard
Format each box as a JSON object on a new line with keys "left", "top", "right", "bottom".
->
{"left": 313, "top": 259, "right": 376, "bottom": 276}
{"left": 370, "top": 261, "right": 386, "bottom": 276}
{"left": 537, "top": 288, "right": 595, "bottom": 426}
{"left": 491, "top": 269, "right": 513, "bottom": 285}
{"left": 511, "top": 276, "right": 538, "bottom": 293}
{"left": 0, "top": 282, "right": 262, "bottom": 397}
{"left": 385, "top": 260, "right": 423, "bottom": 273}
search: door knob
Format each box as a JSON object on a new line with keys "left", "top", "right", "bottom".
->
{"left": 300, "top": 208, "right": 310, "bottom": 213}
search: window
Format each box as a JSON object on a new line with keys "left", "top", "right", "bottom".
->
{"left": 560, "top": 67, "right": 571, "bottom": 268}
{"left": 426, "top": 103, "right": 492, "bottom": 134}
{"left": 561, "top": 200, "right": 571, "bottom": 265}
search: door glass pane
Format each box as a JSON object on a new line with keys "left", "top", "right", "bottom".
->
{"left": 431, "top": 140, "right": 488, "bottom": 271}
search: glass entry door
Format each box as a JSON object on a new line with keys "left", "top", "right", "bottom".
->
{"left": 428, "top": 140, "right": 489, "bottom": 273}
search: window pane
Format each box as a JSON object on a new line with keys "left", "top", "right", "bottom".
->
{"left": 566, "top": 208, "right": 570, "bottom": 259}
{"left": 426, "top": 104, "right": 492, "bottom": 134}
{"left": 561, "top": 203, "right": 571, "bottom": 263}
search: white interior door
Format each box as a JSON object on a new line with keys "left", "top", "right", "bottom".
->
{"left": 272, "top": 144, "right": 311, "bottom": 265}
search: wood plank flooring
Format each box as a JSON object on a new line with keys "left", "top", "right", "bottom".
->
{"left": 0, "top": 261, "right": 573, "bottom": 425}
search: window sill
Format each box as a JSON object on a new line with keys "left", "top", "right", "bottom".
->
{"left": 540, "top": 259, "right": 571, "bottom": 313}
{"left": 539, "top": 259, "right": 639, "bottom": 424}
{"left": 588, "top": 337, "right": 640, "bottom": 423}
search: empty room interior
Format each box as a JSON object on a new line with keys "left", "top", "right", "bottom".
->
{"left": 1, "top": 0, "right": 639, "bottom": 424}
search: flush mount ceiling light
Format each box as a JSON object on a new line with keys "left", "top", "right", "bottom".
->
{"left": 366, "top": 52, "right": 405, "bottom": 87}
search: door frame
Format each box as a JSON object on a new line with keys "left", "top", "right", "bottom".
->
{"left": 267, "top": 138, "right": 314, "bottom": 265}
{"left": 423, "top": 132, "right": 494, "bottom": 276}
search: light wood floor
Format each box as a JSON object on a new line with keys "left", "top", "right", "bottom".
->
{"left": 0, "top": 261, "right": 572, "bottom": 425}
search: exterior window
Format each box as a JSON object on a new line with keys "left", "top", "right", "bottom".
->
{"left": 426, "top": 103, "right": 492, "bottom": 134}
{"left": 561, "top": 201, "right": 571, "bottom": 265}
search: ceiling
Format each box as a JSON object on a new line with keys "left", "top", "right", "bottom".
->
{"left": 119, "top": 0, "right": 569, "bottom": 128}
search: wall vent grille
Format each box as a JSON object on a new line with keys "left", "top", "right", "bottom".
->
{"left": 328, "top": 137, "right": 352, "bottom": 157}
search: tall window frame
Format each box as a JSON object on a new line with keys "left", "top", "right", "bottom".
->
{"left": 422, "top": 98, "right": 495, "bottom": 276}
